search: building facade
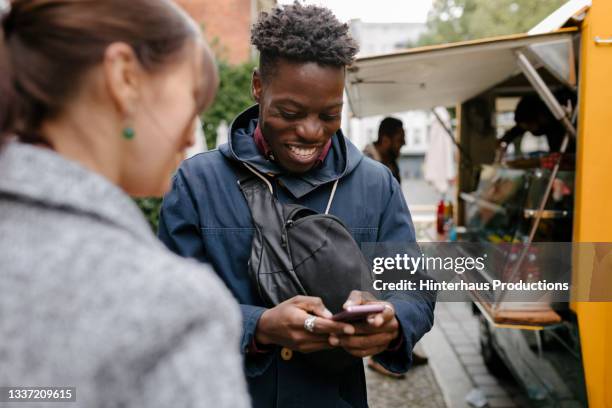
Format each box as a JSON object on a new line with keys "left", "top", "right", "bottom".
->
{"left": 175, "top": 0, "right": 276, "bottom": 64}
{"left": 345, "top": 20, "right": 430, "bottom": 181}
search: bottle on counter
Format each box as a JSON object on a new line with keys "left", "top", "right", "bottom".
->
{"left": 436, "top": 197, "right": 446, "bottom": 235}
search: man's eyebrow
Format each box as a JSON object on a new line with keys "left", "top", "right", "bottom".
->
{"left": 324, "top": 102, "right": 344, "bottom": 110}
{"left": 274, "top": 99, "right": 306, "bottom": 109}
{"left": 274, "top": 99, "right": 344, "bottom": 110}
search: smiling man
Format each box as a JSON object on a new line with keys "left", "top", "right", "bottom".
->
{"left": 158, "top": 3, "right": 434, "bottom": 407}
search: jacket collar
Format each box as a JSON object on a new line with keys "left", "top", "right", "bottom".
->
{"left": 0, "top": 142, "right": 155, "bottom": 244}
{"left": 220, "top": 105, "right": 363, "bottom": 199}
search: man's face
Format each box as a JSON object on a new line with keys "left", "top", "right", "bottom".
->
{"left": 381, "top": 128, "right": 405, "bottom": 159}
{"left": 390, "top": 129, "right": 406, "bottom": 159}
{"left": 252, "top": 59, "right": 344, "bottom": 173}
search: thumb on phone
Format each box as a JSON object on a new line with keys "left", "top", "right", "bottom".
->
{"left": 343, "top": 290, "right": 376, "bottom": 309}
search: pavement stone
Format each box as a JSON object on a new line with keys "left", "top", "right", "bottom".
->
{"left": 465, "top": 364, "right": 489, "bottom": 376}
{"left": 365, "top": 360, "right": 446, "bottom": 408}
{"left": 487, "top": 396, "right": 518, "bottom": 407}
{"left": 473, "top": 373, "right": 500, "bottom": 386}
{"left": 459, "top": 354, "right": 485, "bottom": 365}
{"left": 454, "top": 345, "right": 479, "bottom": 356}
{"left": 478, "top": 384, "right": 510, "bottom": 398}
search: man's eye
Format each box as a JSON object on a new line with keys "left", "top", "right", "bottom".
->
{"left": 279, "top": 110, "right": 299, "bottom": 119}
{"left": 321, "top": 113, "right": 340, "bottom": 121}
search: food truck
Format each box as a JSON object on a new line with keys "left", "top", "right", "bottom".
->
{"left": 344, "top": 0, "right": 611, "bottom": 406}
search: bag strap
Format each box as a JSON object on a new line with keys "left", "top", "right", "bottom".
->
{"left": 242, "top": 162, "right": 274, "bottom": 194}
{"left": 240, "top": 162, "right": 339, "bottom": 215}
{"left": 325, "top": 179, "right": 339, "bottom": 215}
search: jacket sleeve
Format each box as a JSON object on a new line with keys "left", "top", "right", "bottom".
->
{"left": 372, "top": 172, "right": 436, "bottom": 374}
{"left": 158, "top": 168, "right": 274, "bottom": 377}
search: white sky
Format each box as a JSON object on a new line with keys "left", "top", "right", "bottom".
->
{"left": 278, "top": 0, "right": 434, "bottom": 23}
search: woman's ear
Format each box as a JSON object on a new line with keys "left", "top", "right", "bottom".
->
{"left": 252, "top": 69, "right": 262, "bottom": 103}
{"left": 103, "top": 42, "right": 142, "bottom": 118}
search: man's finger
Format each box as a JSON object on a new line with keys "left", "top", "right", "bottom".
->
{"left": 343, "top": 290, "right": 376, "bottom": 308}
{"left": 343, "top": 290, "right": 364, "bottom": 308}
{"left": 292, "top": 330, "right": 330, "bottom": 343}
{"left": 294, "top": 296, "right": 333, "bottom": 318}
{"left": 366, "top": 302, "right": 395, "bottom": 328}
{"left": 351, "top": 318, "right": 398, "bottom": 335}
{"left": 293, "top": 312, "right": 355, "bottom": 335}
{"left": 314, "top": 317, "right": 355, "bottom": 335}
{"left": 338, "top": 332, "right": 394, "bottom": 351}
{"left": 298, "top": 341, "right": 334, "bottom": 354}
{"left": 344, "top": 346, "right": 387, "bottom": 358}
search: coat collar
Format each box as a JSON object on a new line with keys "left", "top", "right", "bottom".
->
{"left": 220, "top": 105, "right": 363, "bottom": 199}
{"left": 0, "top": 142, "right": 155, "bottom": 244}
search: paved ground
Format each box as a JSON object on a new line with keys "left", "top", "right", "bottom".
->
{"left": 364, "top": 302, "right": 531, "bottom": 408}
{"left": 363, "top": 212, "right": 532, "bottom": 408}
{"left": 427, "top": 302, "right": 532, "bottom": 408}
{"left": 365, "top": 355, "right": 447, "bottom": 408}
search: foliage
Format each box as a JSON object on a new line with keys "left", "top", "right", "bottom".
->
{"left": 134, "top": 197, "right": 163, "bottom": 232}
{"left": 201, "top": 60, "right": 257, "bottom": 149}
{"left": 414, "top": 0, "right": 568, "bottom": 47}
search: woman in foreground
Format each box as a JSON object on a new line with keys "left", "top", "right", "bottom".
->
{"left": 0, "top": 1, "right": 249, "bottom": 407}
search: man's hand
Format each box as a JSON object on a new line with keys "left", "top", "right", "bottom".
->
{"left": 255, "top": 295, "right": 355, "bottom": 353}
{"left": 330, "top": 290, "right": 400, "bottom": 358}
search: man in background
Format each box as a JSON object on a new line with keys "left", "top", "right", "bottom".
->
{"left": 363, "top": 117, "right": 406, "bottom": 184}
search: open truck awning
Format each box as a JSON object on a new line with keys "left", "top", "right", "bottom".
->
{"left": 345, "top": 28, "right": 577, "bottom": 118}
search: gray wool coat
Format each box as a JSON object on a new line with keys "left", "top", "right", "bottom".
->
{"left": 0, "top": 142, "right": 250, "bottom": 408}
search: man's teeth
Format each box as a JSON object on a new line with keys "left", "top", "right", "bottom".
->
{"left": 288, "top": 146, "right": 317, "bottom": 157}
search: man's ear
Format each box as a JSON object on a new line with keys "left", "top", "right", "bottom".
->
{"left": 252, "top": 69, "right": 262, "bottom": 103}
{"left": 103, "top": 42, "right": 141, "bottom": 118}
{"left": 380, "top": 136, "right": 391, "bottom": 149}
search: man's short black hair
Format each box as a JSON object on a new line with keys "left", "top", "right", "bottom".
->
{"left": 251, "top": 2, "right": 358, "bottom": 81}
{"left": 515, "top": 94, "right": 548, "bottom": 124}
{"left": 377, "top": 117, "right": 403, "bottom": 142}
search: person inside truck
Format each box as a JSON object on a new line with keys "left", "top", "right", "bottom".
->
{"left": 498, "top": 93, "right": 576, "bottom": 156}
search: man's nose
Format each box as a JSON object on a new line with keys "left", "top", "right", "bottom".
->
{"left": 296, "top": 118, "right": 324, "bottom": 142}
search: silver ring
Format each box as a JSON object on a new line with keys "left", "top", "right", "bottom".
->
{"left": 304, "top": 315, "right": 317, "bottom": 333}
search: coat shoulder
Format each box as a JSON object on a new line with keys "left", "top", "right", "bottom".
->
{"left": 352, "top": 155, "right": 396, "bottom": 186}
{"left": 180, "top": 149, "right": 231, "bottom": 177}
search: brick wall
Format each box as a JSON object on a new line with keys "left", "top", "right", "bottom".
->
{"left": 175, "top": 0, "right": 254, "bottom": 65}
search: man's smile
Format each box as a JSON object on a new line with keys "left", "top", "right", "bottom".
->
{"left": 285, "top": 144, "right": 321, "bottom": 164}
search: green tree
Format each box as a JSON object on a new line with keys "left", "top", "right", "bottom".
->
{"left": 134, "top": 197, "right": 163, "bottom": 232}
{"left": 414, "top": 0, "right": 568, "bottom": 47}
{"left": 201, "top": 60, "right": 256, "bottom": 149}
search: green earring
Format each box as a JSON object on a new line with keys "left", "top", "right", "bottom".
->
{"left": 122, "top": 127, "right": 135, "bottom": 140}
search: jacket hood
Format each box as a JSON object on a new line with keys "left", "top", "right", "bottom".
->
{"left": 219, "top": 105, "right": 363, "bottom": 198}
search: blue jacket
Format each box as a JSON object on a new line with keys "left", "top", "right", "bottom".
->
{"left": 158, "top": 105, "right": 435, "bottom": 408}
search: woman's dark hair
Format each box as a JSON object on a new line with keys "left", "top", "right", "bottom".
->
{"left": 0, "top": 28, "right": 13, "bottom": 146}
{"left": 0, "top": 0, "right": 198, "bottom": 146}
{"left": 251, "top": 1, "right": 358, "bottom": 82}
